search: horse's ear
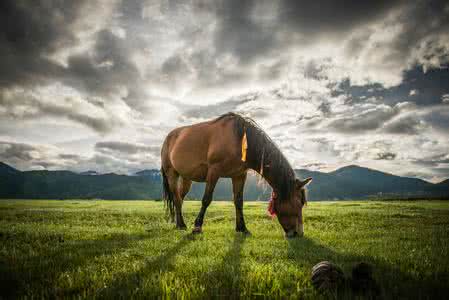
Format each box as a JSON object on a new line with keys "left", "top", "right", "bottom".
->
{"left": 296, "top": 177, "right": 313, "bottom": 189}
{"left": 303, "top": 177, "right": 313, "bottom": 186}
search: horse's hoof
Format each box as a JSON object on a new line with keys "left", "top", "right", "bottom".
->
{"left": 236, "top": 228, "right": 251, "bottom": 236}
{"left": 176, "top": 225, "right": 187, "bottom": 230}
{"left": 192, "top": 226, "right": 202, "bottom": 234}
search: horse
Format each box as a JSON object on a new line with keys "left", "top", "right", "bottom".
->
{"left": 160, "top": 112, "right": 312, "bottom": 238}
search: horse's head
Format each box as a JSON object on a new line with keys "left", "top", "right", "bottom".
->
{"left": 273, "top": 177, "right": 312, "bottom": 238}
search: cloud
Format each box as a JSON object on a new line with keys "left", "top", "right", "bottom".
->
{"left": 375, "top": 152, "right": 397, "bottom": 160}
{"left": 0, "top": 0, "right": 118, "bottom": 88}
{"left": 328, "top": 103, "right": 406, "bottom": 133}
{"left": 423, "top": 107, "right": 449, "bottom": 133}
{"left": 196, "top": 0, "right": 401, "bottom": 63}
{"left": 0, "top": 140, "right": 85, "bottom": 171}
{"left": 1, "top": 1, "right": 449, "bottom": 182}
{"left": 0, "top": 0, "right": 84, "bottom": 88}
{"left": 278, "top": 0, "right": 401, "bottom": 37}
{"left": 0, "top": 85, "right": 120, "bottom": 133}
{"left": 442, "top": 94, "right": 449, "bottom": 103}
{"left": 382, "top": 114, "right": 426, "bottom": 135}
{"left": 409, "top": 89, "right": 419, "bottom": 96}
{"left": 95, "top": 141, "right": 159, "bottom": 156}
{"left": 0, "top": 139, "right": 161, "bottom": 174}
{"left": 182, "top": 93, "right": 259, "bottom": 121}
{"left": 413, "top": 153, "right": 449, "bottom": 167}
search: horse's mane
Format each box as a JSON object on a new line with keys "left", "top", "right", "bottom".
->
{"left": 214, "top": 112, "right": 296, "bottom": 202}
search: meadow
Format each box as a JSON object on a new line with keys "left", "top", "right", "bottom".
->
{"left": 0, "top": 200, "right": 448, "bottom": 299}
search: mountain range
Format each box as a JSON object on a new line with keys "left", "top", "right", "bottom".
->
{"left": 0, "top": 162, "right": 447, "bottom": 201}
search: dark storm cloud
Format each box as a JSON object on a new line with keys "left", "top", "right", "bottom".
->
{"left": 0, "top": 0, "right": 85, "bottom": 88}
{"left": 335, "top": 67, "right": 449, "bottom": 107}
{"left": 151, "top": 0, "right": 446, "bottom": 108}
{"left": 0, "top": 141, "right": 38, "bottom": 161}
{"left": 278, "top": 0, "right": 400, "bottom": 37}
{"left": 385, "top": 0, "right": 449, "bottom": 68}
{"left": 64, "top": 29, "right": 144, "bottom": 108}
{"left": 195, "top": 0, "right": 402, "bottom": 62}
{"left": 210, "top": 1, "right": 277, "bottom": 63}
{"left": 0, "top": 1, "right": 149, "bottom": 131}
{"left": 157, "top": 48, "right": 253, "bottom": 93}
{"left": 0, "top": 1, "right": 146, "bottom": 110}
{"left": 332, "top": 0, "right": 449, "bottom": 108}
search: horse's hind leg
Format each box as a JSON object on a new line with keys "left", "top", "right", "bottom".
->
{"left": 180, "top": 177, "right": 192, "bottom": 201}
{"left": 174, "top": 177, "right": 191, "bottom": 229}
{"left": 166, "top": 169, "right": 187, "bottom": 229}
{"left": 232, "top": 173, "right": 250, "bottom": 234}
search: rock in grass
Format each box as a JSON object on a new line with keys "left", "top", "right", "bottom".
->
{"left": 311, "top": 261, "right": 346, "bottom": 291}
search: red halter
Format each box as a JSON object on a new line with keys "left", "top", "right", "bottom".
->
{"left": 267, "top": 190, "right": 277, "bottom": 217}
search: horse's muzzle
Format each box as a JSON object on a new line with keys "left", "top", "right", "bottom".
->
{"left": 286, "top": 224, "right": 304, "bottom": 239}
{"left": 286, "top": 230, "right": 304, "bottom": 239}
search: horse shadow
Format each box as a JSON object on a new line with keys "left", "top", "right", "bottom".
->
{"left": 0, "top": 231, "right": 150, "bottom": 298}
{"left": 96, "top": 231, "right": 247, "bottom": 298}
{"left": 200, "top": 233, "right": 247, "bottom": 298}
{"left": 97, "top": 233, "right": 195, "bottom": 298}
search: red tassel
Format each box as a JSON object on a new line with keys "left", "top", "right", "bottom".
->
{"left": 267, "top": 191, "right": 277, "bottom": 217}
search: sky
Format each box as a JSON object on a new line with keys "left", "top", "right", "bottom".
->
{"left": 1, "top": 0, "right": 449, "bottom": 182}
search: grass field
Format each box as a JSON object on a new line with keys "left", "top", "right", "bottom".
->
{"left": 0, "top": 200, "right": 448, "bottom": 299}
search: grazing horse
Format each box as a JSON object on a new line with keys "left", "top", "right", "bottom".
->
{"left": 160, "top": 112, "right": 312, "bottom": 238}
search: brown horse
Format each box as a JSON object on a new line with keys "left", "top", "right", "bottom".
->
{"left": 160, "top": 112, "right": 312, "bottom": 238}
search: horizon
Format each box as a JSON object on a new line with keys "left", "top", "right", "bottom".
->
{"left": 1, "top": 1, "right": 449, "bottom": 182}
{"left": 2, "top": 160, "right": 446, "bottom": 184}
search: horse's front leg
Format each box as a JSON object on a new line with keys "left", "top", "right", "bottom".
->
{"left": 232, "top": 173, "right": 250, "bottom": 234}
{"left": 192, "top": 169, "right": 219, "bottom": 234}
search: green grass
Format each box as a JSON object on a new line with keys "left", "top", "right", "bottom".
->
{"left": 0, "top": 200, "right": 448, "bottom": 299}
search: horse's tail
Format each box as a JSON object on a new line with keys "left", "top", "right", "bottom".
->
{"left": 161, "top": 167, "right": 175, "bottom": 222}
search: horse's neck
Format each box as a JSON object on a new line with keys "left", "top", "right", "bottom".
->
{"left": 259, "top": 167, "right": 277, "bottom": 189}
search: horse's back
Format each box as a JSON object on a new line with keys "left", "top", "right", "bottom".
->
{"left": 162, "top": 117, "right": 243, "bottom": 181}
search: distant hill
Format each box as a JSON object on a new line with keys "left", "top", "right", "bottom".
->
{"left": 0, "top": 162, "right": 20, "bottom": 175}
{"left": 436, "top": 179, "right": 449, "bottom": 187}
{"left": 134, "top": 169, "right": 161, "bottom": 178}
{"left": 0, "top": 162, "right": 448, "bottom": 200}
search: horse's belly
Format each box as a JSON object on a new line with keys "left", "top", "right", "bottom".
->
{"left": 172, "top": 160, "right": 208, "bottom": 182}
{"left": 169, "top": 132, "right": 209, "bottom": 181}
